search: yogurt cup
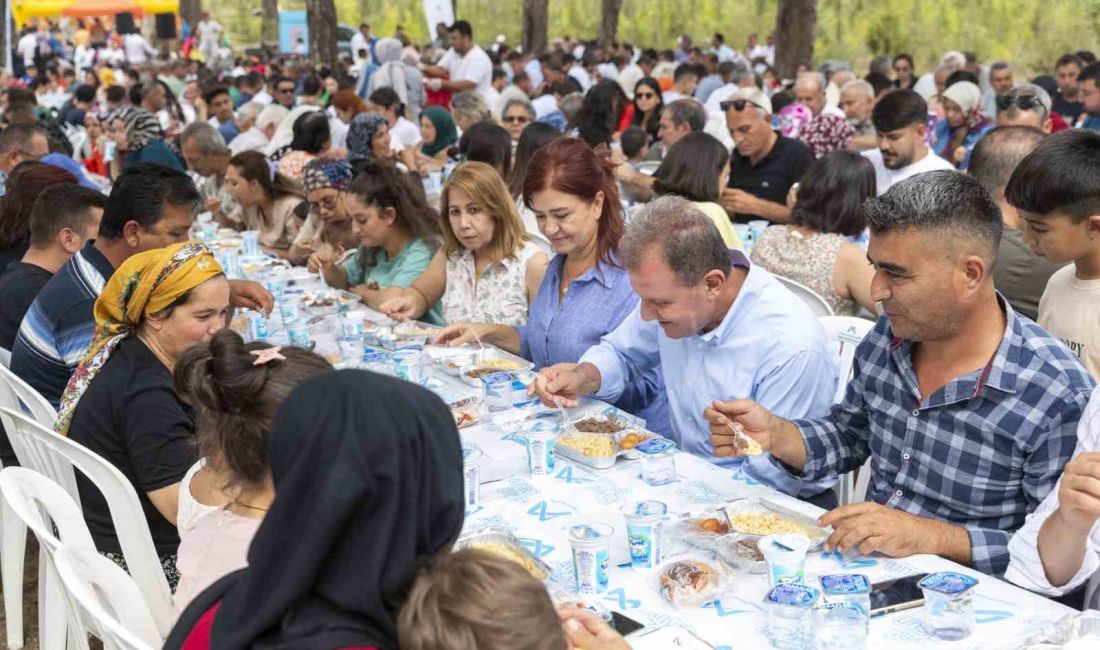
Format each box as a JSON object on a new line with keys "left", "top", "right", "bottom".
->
{"left": 462, "top": 445, "right": 482, "bottom": 514}
{"left": 264, "top": 276, "right": 286, "bottom": 300}
{"left": 392, "top": 349, "right": 424, "bottom": 384}
{"left": 760, "top": 534, "right": 812, "bottom": 587}
{"left": 568, "top": 524, "right": 614, "bottom": 595}
{"left": 286, "top": 320, "right": 311, "bottom": 348}
{"left": 247, "top": 312, "right": 269, "bottom": 341}
{"left": 521, "top": 420, "right": 558, "bottom": 477}
{"left": 241, "top": 230, "right": 261, "bottom": 256}
{"left": 621, "top": 500, "right": 667, "bottom": 569}
{"left": 918, "top": 571, "right": 978, "bottom": 641}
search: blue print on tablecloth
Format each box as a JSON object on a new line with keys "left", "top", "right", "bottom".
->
{"left": 703, "top": 600, "right": 758, "bottom": 617}
{"left": 603, "top": 588, "right": 641, "bottom": 609}
{"left": 883, "top": 558, "right": 918, "bottom": 577}
{"left": 555, "top": 465, "right": 594, "bottom": 484}
{"left": 470, "top": 514, "right": 516, "bottom": 532}
{"left": 730, "top": 461, "right": 762, "bottom": 485}
{"left": 675, "top": 480, "right": 725, "bottom": 505}
{"left": 641, "top": 613, "right": 680, "bottom": 629}
{"left": 549, "top": 560, "right": 576, "bottom": 590}
{"left": 497, "top": 477, "right": 541, "bottom": 502}
{"left": 975, "top": 610, "right": 1013, "bottom": 624}
{"left": 527, "top": 500, "right": 576, "bottom": 521}
{"left": 589, "top": 479, "right": 630, "bottom": 505}
{"left": 500, "top": 431, "right": 528, "bottom": 447}
{"left": 517, "top": 537, "right": 555, "bottom": 558}
{"left": 820, "top": 549, "right": 877, "bottom": 569}
{"left": 885, "top": 614, "right": 933, "bottom": 642}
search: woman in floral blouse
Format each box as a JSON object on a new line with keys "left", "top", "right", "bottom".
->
{"left": 380, "top": 161, "right": 548, "bottom": 327}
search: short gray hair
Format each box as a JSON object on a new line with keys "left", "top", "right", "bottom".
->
{"left": 795, "top": 71, "right": 826, "bottom": 92}
{"left": 502, "top": 98, "right": 536, "bottom": 120}
{"left": 732, "top": 68, "right": 757, "bottom": 86}
{"left": 237, "top": 101, "right": 264, "bottom": 126}
{"left": 1000, "top": 84, "right": 1051, "bottom": 121}
{"left": 451, "top": 90, "right": 492, "bottom": 124}
{"left": 841, "top": 79, "right": 873, "bottom": 98}
{"left": 864, "top": 170, "right": 1003, "bottom": 259}
{"left": 179, "top": 121, "right": 227, "bottom": 155}
{"left": 665, "top": 99, "right": 706, "bottom": 132}
{"left": 620, "top": 195, "right": 731, "bottom": 285}
{"left": 256, "top": 104, "right": 290, "bottom": 131}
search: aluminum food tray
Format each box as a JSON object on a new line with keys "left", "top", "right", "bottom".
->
{"left": 455, "top": 527, "right": 552, "bottom": 581}
{"left": 555, "top": 430, "right": 637, "bottom": 470}
{"left": 723, "top": 497, "right": 830, "bottom": 549}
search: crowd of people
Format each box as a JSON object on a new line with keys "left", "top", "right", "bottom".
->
{"left": 0, "top": 10, "right": 1099, "bottom": 649}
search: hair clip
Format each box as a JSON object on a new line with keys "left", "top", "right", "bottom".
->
{"left": 250, "top": 346, "right": 286, "bottom": 366}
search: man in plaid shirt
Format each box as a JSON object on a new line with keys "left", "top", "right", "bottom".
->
{"left": 706, "top": 170, "right": 1095, "bottom": 576}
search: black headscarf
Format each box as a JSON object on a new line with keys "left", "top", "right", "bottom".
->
{"left": 166, "top": 370, "right": 465, "bottom": 649}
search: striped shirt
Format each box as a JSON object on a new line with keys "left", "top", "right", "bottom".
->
{"left": 788, "top": 297, "right": 1095, "bottom": 575}
{"left": 10, "top": 241, "right": 114, "bottom": 408}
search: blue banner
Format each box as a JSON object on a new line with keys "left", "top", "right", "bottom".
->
{"left": 278, "top": 11, "right": 308, "bottom": 54}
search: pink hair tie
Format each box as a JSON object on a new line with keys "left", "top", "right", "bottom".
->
{"left": 250, "top": 346, "right": 286, "bottom": 366}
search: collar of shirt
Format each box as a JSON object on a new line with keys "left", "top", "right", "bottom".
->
{"left": 734, "top": 131, "right": 786, "bottom": 170}
{"left": 888, "top": 293, "right": 1020, "bottom": 410}
{"left": 697, "top": 249, "right": 754, "bottom": 346}
{"left": 548, "top": 254, "right": 616, "bottom": 291}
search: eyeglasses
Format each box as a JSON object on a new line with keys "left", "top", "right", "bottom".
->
{"left": 502, "top": 115, "right": 530, "bottom": 124}
{"left": 636, "top": 92, "right": 657, "bottom": 100}
{"left": 996, "top": 94, "right": 1044, "bottom": 113}
{"left": 720, "top": 98, "right": 765, "bottom": 112}
{"left": 276, "top": 86, "right": 295, "bottom": 94}
{"left": 308, "top": 195, "right": 339, "bottom": 214}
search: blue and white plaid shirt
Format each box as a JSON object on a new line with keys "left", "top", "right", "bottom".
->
{"left": 788, "top": 298, "right": 1095, "bottom": 575}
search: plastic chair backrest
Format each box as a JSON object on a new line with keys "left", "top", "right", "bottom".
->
{"left": 0, "top": 408, "right": 175, "bottom": 639}
{"left": 0, "top": 361, "right": 58, "bottom": 429}
{"left": 0, "top": 403, "right": 81, "bottom": 505}
{"left": 0, "top": 346, "right": 10, "bottom": 368}
{"left": 775, "top": 275, "right": 835, "bottom": 318}
{"left": 818, "top": 316, "right": 875, "bottom": 404}
{"left": 0, "top": 467, "right": 95, "bottom": 553}
{"left": 52, "top": 546, "right": 161, "bottom": 650}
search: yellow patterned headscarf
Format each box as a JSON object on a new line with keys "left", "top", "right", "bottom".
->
{"left": 56, "top": 241, "right": 223, "bottom": 435}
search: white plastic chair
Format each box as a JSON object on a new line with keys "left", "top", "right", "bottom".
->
{"left": 775, "top": 275, "right": 835, "bottom": 318}
{"left": 0, "top": 467, "right": 98, "bottom": 650}
{"left": 819, "top": 316, "right": 876, "bottom": 506}
{"left": 52, "top": 546, "right": 161, "bottom": 650}
{"left": 0, "top": 360, "right": 55, "bottom": 649}
{"left": 0, "top": 408, "right": 175, "bottom": 640}
{"left": 0, "top": 362, "right": 57, "bottom": 430}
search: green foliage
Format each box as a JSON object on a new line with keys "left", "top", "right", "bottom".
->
{"left": 211, "top": 0, "right": 1100, "bottom": 75}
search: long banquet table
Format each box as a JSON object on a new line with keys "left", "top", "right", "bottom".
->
{"left": 227, "top": 246, "right": 1074, "bottom": 650}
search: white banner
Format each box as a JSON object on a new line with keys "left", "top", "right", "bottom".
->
{"left": 422, "top": 0, "right": 455, "bottom": 41}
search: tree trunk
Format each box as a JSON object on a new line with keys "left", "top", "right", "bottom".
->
{"left": 598, "top": 0, "right": 623, "bottom": 50}
{"left": 307, "top": 0, "right": 338, "bottom": 67}
{"left": 179, "top": 0, "right": 201, "bottom": 29}
{"left": 521, "top": 0, "right": 548, "bottom": 54}
{"left": 261, "top": 0, "right": 279, "bottom": 50}
{"left": 774, "top": 0, "right": 817, "bottom": 80}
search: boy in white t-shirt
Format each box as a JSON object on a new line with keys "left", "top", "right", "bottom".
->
{"left": 1005, "top": 128, "right": 1100, "bottom": 379}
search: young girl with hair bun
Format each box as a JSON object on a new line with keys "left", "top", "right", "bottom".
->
{"left": 171, "top": 329, "right": 332, "bottom": 612}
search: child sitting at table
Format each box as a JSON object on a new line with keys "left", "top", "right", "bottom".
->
{"left": 398, "top": 548, "right": 630, "bottom": 650}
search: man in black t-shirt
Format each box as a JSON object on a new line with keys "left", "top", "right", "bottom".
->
{"left": 719, "top": 87, "right": 814, "bottom": 223}
{"left": 0, "top": 183, "right": 104, "bottom": 467}
{"left": 1053, "top": 53, "right": 1086, "bottom": 124}
{"left": 0, "top": 183, "right": 105, "bottom": 350}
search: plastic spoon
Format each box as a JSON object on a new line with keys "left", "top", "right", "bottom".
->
{"left": 727, "top": 420, "right": 763, "bottom": 456}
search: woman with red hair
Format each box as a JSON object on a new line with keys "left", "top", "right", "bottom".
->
{"left": 434, "top": 138, "right": 669, "bottom": 435}
{"left": 0, "top": 161, "right": 79, "bottom": 274}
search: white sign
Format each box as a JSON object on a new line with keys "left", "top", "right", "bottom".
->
{"left": 422, "top": 0, "right": 455, "bottom": 39}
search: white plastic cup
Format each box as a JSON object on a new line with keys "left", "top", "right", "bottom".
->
{"left": 749, "top": 219, "right": 769, "bottom": 243}
{"left": 761, "top": 534, "right": 812, "bottom": 587}
{"left": 392, "top": 349, "right": 424, "bottom": 384}
{"left": 523, "top": 426, "right": 558, "bottom": 477}
{"left": 568, "top": 524, "right": 614, "bottom": 595}
{"left": 286, "top": 320, "right": 311, "bottom": 348}
{"left": 621, "top": 500, "right": 667, "bottom": 569}
{"left": 241, "top": 230, "right": 261, "bottom": 256}
{"left": 462, "top": 445, "right": 482, "bottom": 514}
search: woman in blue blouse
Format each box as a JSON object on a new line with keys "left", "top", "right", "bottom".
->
{"left": 931, "top": 81, "right": 991, "bottom": 168}
{"left": 434, "top": 138, "right": 670, "bottom": 435}
{"left": 105, "top": 106, "right": 184, "bottom": 177}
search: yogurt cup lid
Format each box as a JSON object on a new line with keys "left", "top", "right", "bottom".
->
{"left": 568, "top": 524, "right": 613, "bottom": 543}
{"left": 362, "top": 351, "right": 390, "bottom": 363}
{"left": 820, "top": 573, "right": 871, "bottom": 595}
{"left": 765, "top": 582, "right": 820, "bottom": 607}
{"left": 918, "top": 571, "right": 978, "bottom": 595}
{"left": 760, "top": 534, "right": 812, "bottom": 556}
{"left": 634, "top": 438, "right": 675, "bottom": 455}
{"left": 481, "top": 371, "right": 515, "bottom": 386}
{"left": 392, "top": 349, "right": 421, "bottom": 360}
{"left": 622, "top": 500, "right": 668, "bottom": 518}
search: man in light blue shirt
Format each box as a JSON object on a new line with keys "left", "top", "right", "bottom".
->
{"left": 532, "top": 196, "right": 838, "bottom": 501}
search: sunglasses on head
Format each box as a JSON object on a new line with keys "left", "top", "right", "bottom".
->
{"left": 720, "top": 98, "right": 764, "bottom": 112}
{"left": 636, "top": 91, "right": 657, "bottom": 99}
{"left": 502, "top": 115, "right": 530, "bottom": 124}
{"left": 996, "top": 94, "right": 1043, "bottom": 112}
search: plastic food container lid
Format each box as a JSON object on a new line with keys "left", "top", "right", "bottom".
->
{"left": 480, "top": 371, "right": 515, "bottom": 386}
{"left": 819, "top": 573, "right": 871, "bottom": 595}
{"left": 918, "top": 571, "right": 978, "bottom": 596}
{"left": 622, "top": 500, "right": 668, "bottom": 520}
{"left": 765, "top": 582, "right": 821, "bottom": 608}
{"left": 568, "top": 524, "right": 614, "bottom": 545}
{"left": 634, "top": 438, "right": 675, "bottom": 455}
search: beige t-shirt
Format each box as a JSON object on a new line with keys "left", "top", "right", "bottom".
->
{"left": 1038, "top": 265, "right": 1100, "bottom": 379}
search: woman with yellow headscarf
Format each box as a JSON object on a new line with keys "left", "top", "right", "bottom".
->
{"left": 57, "top": 241, "right": 229, "bottom": 589}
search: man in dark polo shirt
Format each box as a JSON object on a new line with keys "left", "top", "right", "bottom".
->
{"left": 720, "top": 87, "right": 814, "bottom": 223}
